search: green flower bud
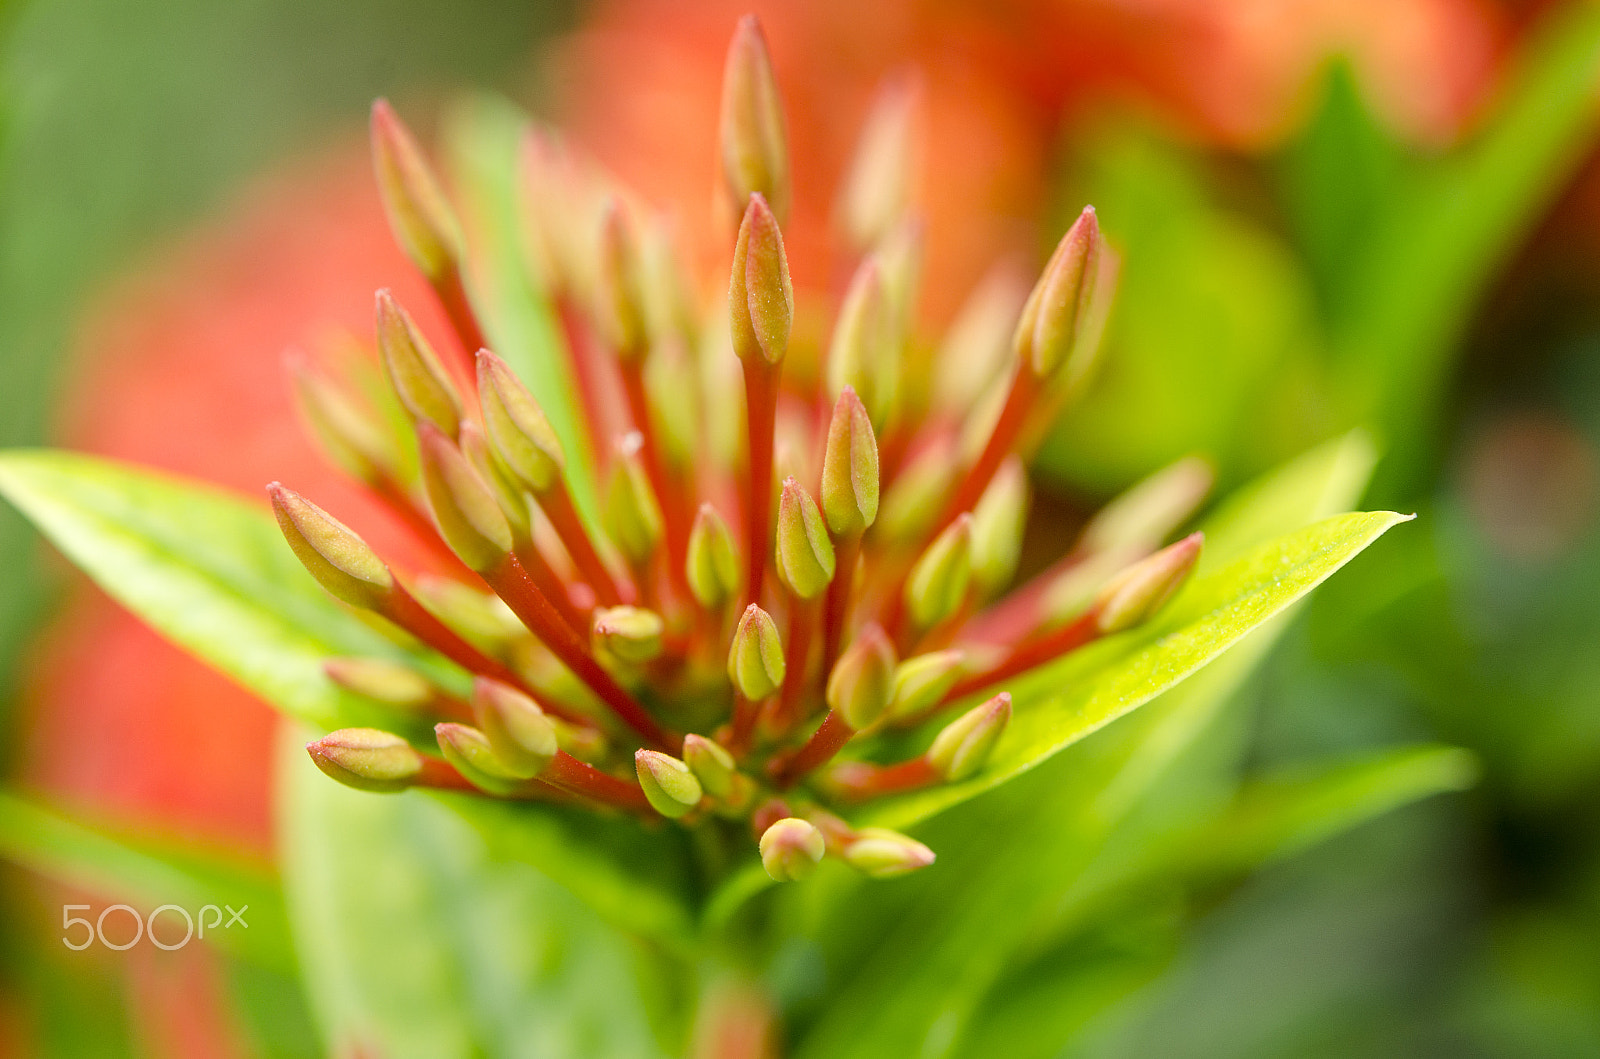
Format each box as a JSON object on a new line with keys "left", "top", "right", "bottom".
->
{"left": 826, "top": 257, "right": 896, "bottom": 429}
{"left": 286, "top": 352, "right": 391, "bottom": 485}
{"left": 436, "top": 722, "right": 525, "bottom": 795}
{"left": 306, "top": 728, "right": 423, "bottom": 793}
{"left": 728, "top": 603, "right": 785, "bottom": 700}
{"left": 904, "top": 513, "right": 973, "bottom": 630}
{"left": 592, "top": 606, "right": 665, "bottom": 663}
{"left": 775, "top": 477, "right": 835, "bottom": 600}
{"left": 1013, "top": 206, "right": 1104, "bottom": 381}
{"left": 837, "top": 72, "right": 921, "bottom": 252}
{"left": 323, "top": 658, "right": 433, "bottom": 709}
{"left": 460, "top": 420, "right": 531, "bottom": 540}
{"left": 729, "top": 192, "right": 793, "bottom": 366}
{"left": 842, "top": 827, "right": 936, "bottom": 878}
{"left": 926, "top": 692, "right": 1011, "bottom": 781}
{"left": 825, "top": 624, "right": 897, "bottom": 730}
{"left": 375, "top": 289, "right": 462, "bottom": 437}
{"left": 416, "top": 422, "right": 514, "bottom": 573}
{"left": 887, "top": 649, "right": 965, "bottom": 720}
{"left": 878, "top": 441, "right": 956, "bottom": 545}
{"left": 595, "top": 199, "right": 649, "bottom": 361}
{"left": 604, "top": 432, "right": 665, "bottom": 565}
{"left": 370, "top": 100, "right": 462, "bottom": 283}
{"left": 970, "top": 457, "right": 1029, "bottom": 597}
{"left": 686, "top": 503, "right": 741, "bottom": 610}
{"left": 932, "top": 263, "right": 1029, "bottom": 415}
{"left": 470, "top": 678, "right": 557, "bottom": 779}
{"left": 759, "top": 817, "right": 824, "bottom": 882}
{"left": 268, "top": 483, "right": 393, "bottom": 609}
{"left": 1077, "top": 456, "right": 1213, "bottom": 557}
{"left": 635, "top": 749, "right": 703, "bottom": 819}
{"left": 1093, "top": 532, "right": 1203, "bottom": 634}
{"left": 476, "top": 350, "right": 567, "bottom": 494}
{"left": 820, "top": 386, "right": 880, "bottom": 537}
{"left": 682, "top": 733, "right": 738, "bottom": 800}
{"left": 718, "top": 15, "right": 790, "bottom": 221}
{"left": 410, "top": 574, "right": 524, "bottom": 643}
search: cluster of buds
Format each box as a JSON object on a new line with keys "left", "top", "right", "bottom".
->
{"left": 282, "top": 15, "right": 1208, "bottom": 884}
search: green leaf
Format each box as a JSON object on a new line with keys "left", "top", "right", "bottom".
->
{"left": 0, "top": 790, "right": 294, "bottom": 973}
{"left": 860, "top": 509, "right": 1412, "bottom": 831}
{"left": 0, "top": 449, "right": 455, "bottom": 731}
{"left": 278, "top": 731, "right": 678, "bottom": 1059}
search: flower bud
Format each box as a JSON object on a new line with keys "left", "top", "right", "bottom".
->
{"left": 729, "top": 193, "right": 793, "bottom": 367}
{"left": 476, "top": 350, "right": 567, "bottom": 494}
{"left": 682, "top": 733, "right": 738, "bottom": 800}
{"left": 595, "top": 199, "right": 649, "bottom": 361}
{"left": 970, "top": 457, "right": 1029, "bottom": 597}
{"left": 878, "top": 441, "right": 955, "bottom": 545}
{"left": 686, "top": 503, "right": 740, "bottom": 610}
{"left": 460, "top": 421, "right": 531, "bottom": 540}
{"left": 375, "top": 290, "right": 462, "bottom": 437}
{"left": 470, "top": 678, "right": 557, "bottom": 778}
{"left": 1093, "top": 532, "right": 1203, "bottom": 634}
{"left": 268, "top": 483, "right": 393, "bottom": 609}
{"left": 875, "top": 216, "right": 924, "bottom": 339}
{"left": 759, "top": 817, "right": 824, "bottom": 882}
{"left": 926, "top": 692, "right": 1011, "bottom": 781}
{"left": 410, "top": 574, "right": 524, "bottom": 643}
{"left": 932, "top": 263, "right": 1030, "bottom": 415}
{"left": 1014, "top": 206, "right": 1104, "bottom": 380}
{"left": 370, "top": 99, "right": 462, "bottom": 283}
{"left": 323, "top": 658, "right": 433, "bottom": 709}
{"left": 887, "top": 649, "right": 965, "bottom": 720}
{"left": 1078, "top": 456, "right": 1213, "bottom": 557}
{"left": 307, "top": 728, "right": 424, "bottom": 793}
{"left": 728, "top": 603, "right": 785, "bottom": 700}
{"left": 820, "top": 387, "right": 880, "bottom": 538}
{"left": 775, "top": 478, "right": 836, "bottom": 600}
{"left": 837, "top": 71, "right": 922, "bottom": 252}
{"left": 826, "top": 624, "right": 897, "bottom": 730}
{"left": 826, "top": 257, "right": 896, "bottom": 429}
{"left": 635, "top": 749, "right": 703, "bottom": 819}
{"left": 718, "top": 15, "right": 789, "bottom": 221}
{"left": 436, "top": 722, "right": 524, "bottom": 795}
{"left": 286, "top": 353, "right": 391, "bottom": 484}
{"left": 592, "top": 606, "right": 664, "bottom": 663}
{"left": 904, "top": 513, "right": 973, "bottom": 630}
{"left": 416, "top": 422, "right": 514, "bottom": 573}
{"left": 604, "top": 432, "right": 664, "bottom": 566}
{"left": 842, "top": 827, "right": 936, "bottom": 879}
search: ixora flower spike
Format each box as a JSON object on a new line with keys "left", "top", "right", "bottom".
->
{"left": 0, "top": 15, "right": 1405, "bottom": 917}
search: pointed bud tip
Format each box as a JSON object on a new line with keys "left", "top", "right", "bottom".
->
{"left": 269, "top": 484, "right": 393, "bottom": 609}
{"left": 843, "top": 828, "right": 936, "bottom": 879}
{"left": 728, "top": 603, "right": 785, "bottom": 700}
{"left": 686, "top": 503, "right": 741, "bottom": 610}
{"left": 306, "top": 728, "right": 421, "bottom": 793}
{"left": 592, "top": 606, "right": 665, "bottom": 663}
{"left": 821, "top": 385, "right": 880, "bottom": 537}
{"left": 926, "top": 691, "right": 1011, "bottom": 781}
{"left": 1094, "top": 532, "right": 1203, "bottom": 634}
{"left": 826, "top": 623, "right": 897, "bottom": 730}
{"left": 470, "top": 677, "right": 556, "bottom": 778}
{"left": 682, "top": 734, "right": 738, "bottom": 800}
{"left": 635, "top": 749, "right": 703, "bottom": 819}
{"left": 776, "top": 477, "right": 836, "bottom": 599}
{"left": 904, "top": 513, "right": 975, "bottom": 631}
{"left": 416, "top": 421, "right": 514, "bottom": 572}
{"left": 729, "top": 192, "right": 793, "bottom": 366}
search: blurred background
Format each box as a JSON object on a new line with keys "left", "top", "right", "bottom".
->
{"left": 1, "top": 0, "right": 1598, "bottom": 1055}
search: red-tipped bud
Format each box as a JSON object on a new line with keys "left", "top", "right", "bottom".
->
{"left": 926, "top": 692, "right": 1011, "bottom": 781}
{"left": 728, "top": 603, "right": 785, "bottom": 700}
{"left": 826, "top": 257, "right": 897, "bottom": 429}
{"left": 686, "top": 503, "right": 741, "bottom": 610}
{"left": 904, "top": 513, "right": 974, "bottom": 630}
{"left": 826, "top": 624, "right": 897, "bottom": 730}
{"left": 837, "top": 71, "right": 922, "bottom": 252}
{"left": 887, "top": 649, "right": 965, "bottom": 720}
{"left": 268, "top": 483, "right": 393, "bottom": 609}
{"left": 476, "top": 349, "right": 566, "bottom": 494}
{"left": 592, "top": 606, "right": 664, "bottom": 663}
{"left": 595, "top": 199, "right": 650, "bottom": 361}
{"left": 1078, "top": 457, "right": 1213, "bottom": 556}
{"left": 718, "top": 15, "right": 790, "bottom": 222}
{"left": 307, "top": 728, "right": 423, "bottom": 792}
{"left": 435, "top": 722, "right": 524, "bottom": 795}
{"left": 1014, "top": 206, "right": 1105, "bottom": 381}
{"left": 323, "top": 658, "right": 433, "bottom": 709}
{"left": 821, "top": 388, "right": 880, "bottom": 538}
{"left": 470, "top": 678, "right": 557, "bottom": 779}
{"left": 842, "top": 827, "right": 936, "bottom": 878}
{"left": 286, "top": 353, "right": 392, "bottom": 484}
{"left": 970, "top": 457, "right": 1029, "bottom": 597}
{"left": 729, "top": 193, "right": 793, "bottom": 367}
{"left": 416, "top": 422, "right": 514, "bottom": 572}
{"left": 759, "top": 817, "right": 824, "bottom": 882}
{"left": 604, "top": 432, "right": 664, "bottom": 566}
{"left": 682, "top": 734, "right": 738, "bottom": 800}
{"left": 1093, "top": 532, "right": 1203, "bottom": 634}
{"left": 635, "top": 749, "right": 703, "bottom": 819}
{"left": 775, "top": 477, "right": 836, "bottom": 600}
{"left": 375, "top": 290, "right": 463, "bottom": 437}
{"left": 370, "top": 99, "right": 462, "bottom": 283}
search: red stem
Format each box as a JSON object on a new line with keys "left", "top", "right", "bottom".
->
{"left": 829, "top": 756, "right": 940, "bottom": 801}
{"left": 543, "top": 751, "right": 650, "bottom": 811}
{"left": 938, "top": 368, "right": 1039, "bottom": 533}
{"left": 483, "top": 554, "right": 673, "bottom": 748}
{"left": 821, "top": 533, "right": 861, "bottom": 673}
{"left": 728, "top": 693, "right": 761, "bottom": 757}
{"left": 620, "top": 361, "right": 692, "bottom": 596}
{"left": 741, "top": 359, "right": 780, "bottom": 606}
{"left": 542, "top": 483, "right": 632, "bottom": 606}
{"left": 773, "top": 595, "right": 819, "bottom": 733}
{"left": 769, "top": 711, "right": 855, "bottom": 788}
{"left": 434, "top": 263, "right": 487, "bottom": 374}
{"left": 944, "top": 609, "right": 1100, "bottom": 703}
{"left": 415, "top": 756, "right": 479, "bottom": 792}
{"left": 513, "top": 540, "right": 588, "bottom": 629}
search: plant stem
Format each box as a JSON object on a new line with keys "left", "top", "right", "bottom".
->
{"left": 541, "top": 482, "right": 633, "bottom": 605}
{"left": 543, "top": 751, "right": 650, "bottom": 811}
{"left": 740, "top": 359, "right": 780, "bottom": 605}
{"left": 773, "top": 595, "right": 819, "bottom": 733}
{"left": 619, "top": 360, "right": 692, "bottom": 596}
{"left": 938, "top": 367, "right": 1039, "bottom": 532}
{"left": 433, "top": 262, "right": 487, "bottom": 372}
{"left": 944, "top": 608, "right": 1100, "bottom": 703}
{"left": 821, "top": 532, "right": 860, "bottom": 672}
{"left": 769, "top": 711, "right": 854, "bottom": 788}
{"left": 828, "top": 756, "right": 939, "bottom": 801}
